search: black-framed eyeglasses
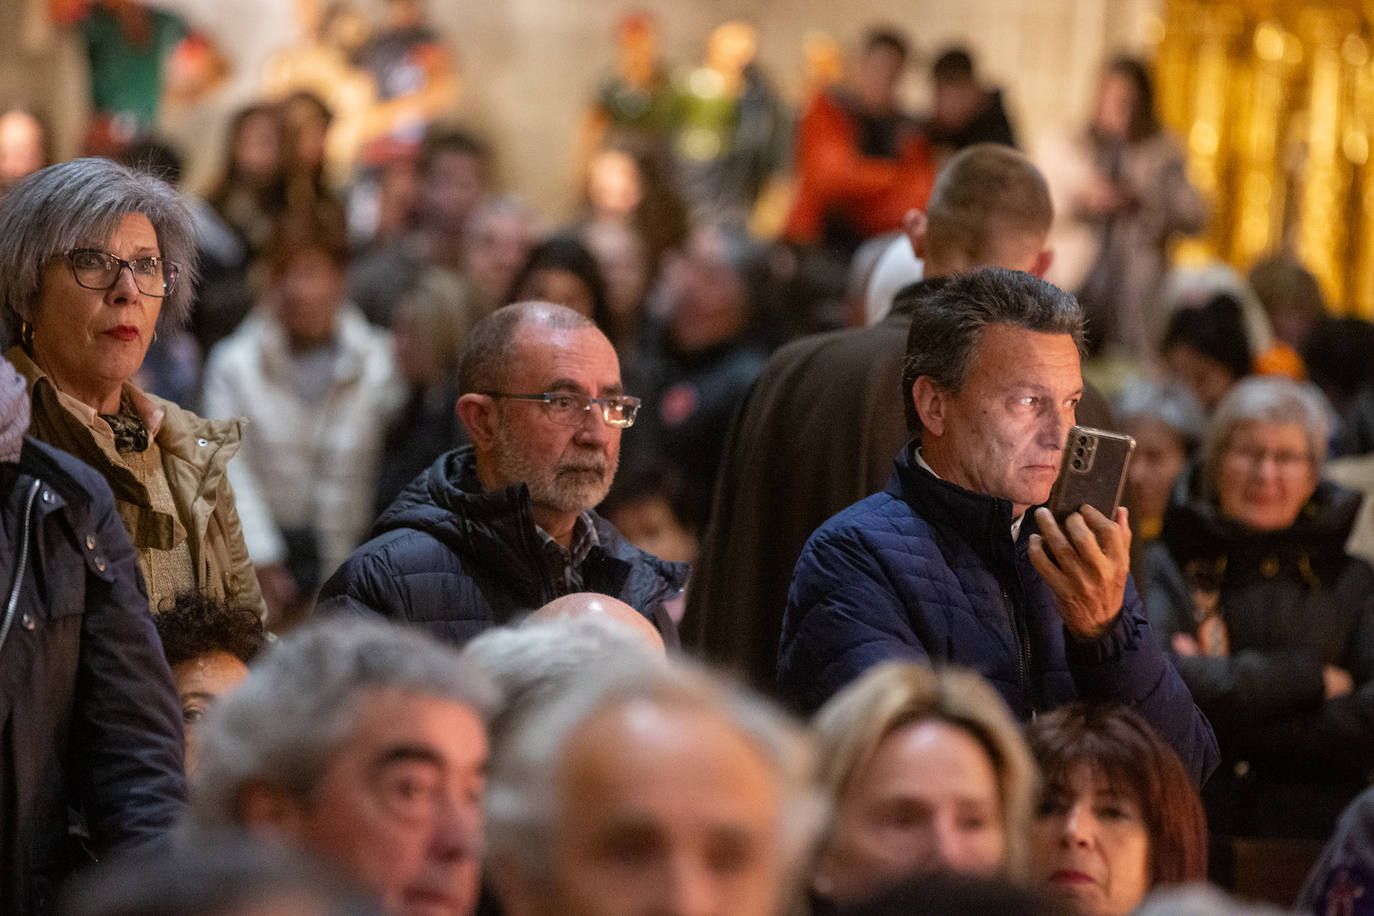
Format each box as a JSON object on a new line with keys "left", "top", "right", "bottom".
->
{"left": 482, "top": 391, "right": 642, "bottom": 428}
{"left": 66, "top": 248, "right": 180, "bottom": 298}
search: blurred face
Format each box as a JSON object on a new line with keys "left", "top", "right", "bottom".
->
{"left": 585, "top": 226, "right": 648, "bottom": 321}
{"left": 424, "top": 151, "right": 485, "bottom": 230}
{"left": 0, "top": 110, "right": 43, "bottom": 185}
{"left": 932, "top": 80, "right": 982, "bottom": 131}
{"left": 923, "top": 325, "right": 1082, "bottom": 517}
{"left": 172, "top": 650, "right": 249, "bottom": 777}
{"left": 296, "top": 689, "right": 487, "bottom": 916}
{"left": 1216, "top": 420, "right": 1318, "bottom": 531}
{"left": 1030, "top": 764, "right": 1151, "bottom": 916}
{"left": 31, "top": 212, "right": 165, "bottom": 410}
{"left": 1093, "top": 72, "right": 1136, "bottom": 139}
{"left": 1164, "top": 345, "right": 1237, "bottom": 414}
{"left": 527, "top": 700, "right": 786, "bottom": 916}
{"left": 603, "top": 495, "right": 697, "bottom": 565}
{"left": 274, "top": 248, "right": 344, "bottom": 348}
{"left": 465, "top": 210, "right": 534, "bottom": 303}
{"left": 235, "top": 110, "right": 282, "bottom": 184}
{"left": 587, "top": 149, "right": 644, "bottom": 218}
{"left": 1121, "top": 416, "right": 1188, "bottom": 527}
{"left": 486, "top": 325, "right": 624, "bottom": 515}
{"left": 852, "top": 45, "right": 904, "bottom": 115}
{"left": 286, "top": 101, "right": 329, "bottom": 168}
{"left": 668, "top": 230, "right": 745, "bottom": 352}
{"left": 706, "top": 22, "right": 757, "bottom": 76}
{"left": 817, "top": 720, "right": 1005, "bottom": 904}
{"left": 520, "top": 268, "right": 596, "bottom": 320}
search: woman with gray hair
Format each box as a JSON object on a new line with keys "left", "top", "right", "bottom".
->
{"left": 808, "top": 662, "right": 1038, "bottom": 911}
{"left": 0, "top": 157, "right": 263, "bottom": 616}
{"left": 1143, "top": 375, "right": 1374, "bottom": 840}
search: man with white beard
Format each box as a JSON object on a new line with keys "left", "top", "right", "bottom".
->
{"left": 318, "top": 302, "right": 686, "bottom": 647}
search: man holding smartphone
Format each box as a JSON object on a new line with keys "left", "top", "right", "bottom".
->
{"left": 777, "top": 267, "right": 1218, "bottom": 786}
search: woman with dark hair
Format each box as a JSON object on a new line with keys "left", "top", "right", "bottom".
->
{"left": 1027, "top": 703, "right": 1208, "bottom": 916}
{"left": 1160, "top": 293, "right": 1253, "bottom": 413}
{"left": 193, "top": 102, "right": 289, "bottom": 353}
{"left": 1042, "top": 55, "right": 1206, "bottom": 362}
{"left": 1144, "top": 375, "right": 1374, "bottom": 840}
{"left": 0, "top": 157, "right": 263, "bottom": 617}
{"left": 506, "top": 233, "right": 615, "bottom": 332}
{"left": 154, "top": 590, "right": 267, "bottom": 774}
{"left": 203, "top": 103, "right": 288, "bottom": 258}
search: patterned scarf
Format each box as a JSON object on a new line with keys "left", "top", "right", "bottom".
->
{"left": 0, "top": 357, "right": 30, "bottom": 464}
{"left": 100, "top": 392, "right": 151, "bottom": 454}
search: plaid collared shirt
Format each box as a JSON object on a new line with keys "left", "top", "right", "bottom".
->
{"left": 535, "top": 511, "right": 600, "bottom": 596}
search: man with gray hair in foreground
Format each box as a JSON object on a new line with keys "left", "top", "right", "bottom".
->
{"left": 487, "top": 660, "right": 823, "bottom": 916}
{"left": 190, "top": 617, "right": 496, "bottom": 916}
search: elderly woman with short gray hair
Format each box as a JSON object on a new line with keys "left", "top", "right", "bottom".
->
{"left": 1143, "top": 375, "right": 1374, "bottom": 840}
{"left": 0, "top": 157, "right": 263, "bottom": 617}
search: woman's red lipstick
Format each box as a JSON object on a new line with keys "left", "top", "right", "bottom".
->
{"left": 104, "top": 326, "right": 139, "bottom": 342}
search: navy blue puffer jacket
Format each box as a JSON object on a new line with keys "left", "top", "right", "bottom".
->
{"left": 779, "top": 441, "right": 1218, "bottom": 786}
{"left": 317, "top": 447, "right": 687, "bottom": 648}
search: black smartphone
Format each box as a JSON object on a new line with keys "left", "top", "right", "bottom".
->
{"left": 1046, "top": 426, "right": 1136, "bottom": 525}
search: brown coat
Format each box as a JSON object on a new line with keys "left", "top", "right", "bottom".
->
{"left": 7, "top": 346, "right": 265, "bottom": 618}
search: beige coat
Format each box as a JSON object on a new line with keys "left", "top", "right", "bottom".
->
{"left": 7, "top": 345, "right": 266, "bottom": 618}
{"left": 201, "top": 304, "right": 400, "bottom": 583}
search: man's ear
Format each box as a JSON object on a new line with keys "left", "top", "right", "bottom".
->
{"left": 1029, "top": 248, "right": 1054, "bottom": 279}
{"left": 236, "top": 779, "right": 308, "bottom": 839}
{"left": 904, "top": 208, "right": 929, "bottom": 259}
{"left": 912, "top": 376, "right": 948, "bottom": 437}
{"left": 456, "top": 393, "right": 499, "bottom": 450}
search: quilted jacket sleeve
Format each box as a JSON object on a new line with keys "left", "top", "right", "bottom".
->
{"left": 314, "top": 533, "right": 408, "bottom": 622}
{"left": 777, "top": 524, "right": 928, "bottom": 715}
{"left": 1064, "top": 576, "right": 1220, "bottom": 787}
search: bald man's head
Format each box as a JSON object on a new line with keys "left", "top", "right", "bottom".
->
{"left": 529, "top": 592, "right": 665, "bottom": 654}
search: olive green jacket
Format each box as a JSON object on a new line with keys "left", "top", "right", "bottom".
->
{"left": 7, "top": 346, "right": 266, "bottom": 619}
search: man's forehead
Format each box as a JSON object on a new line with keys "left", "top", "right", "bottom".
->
{"left": 509, "top": 323, "right": 622, "bottom": 388}
{"left": 348, "top": 688, "right": 485, "bottom": 746}
{"left": 971, "top": 324, "right": 1081, "bottom": 382}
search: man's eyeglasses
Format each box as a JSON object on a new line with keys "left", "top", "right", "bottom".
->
{"left": 66, "top": 248, "right": 180, "bottom": 298}
{"left": 483, "top": 391, "right": 642, "bottom": 428}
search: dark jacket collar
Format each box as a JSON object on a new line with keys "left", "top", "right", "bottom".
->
{"left": 373, "top": 446, "right": 689, "bottom": 607}
{"left": 885, "top": 439, "right": 1027, "bottom": 569}
{"left": 888, "top": 275, "right": 951, "bottom": 320}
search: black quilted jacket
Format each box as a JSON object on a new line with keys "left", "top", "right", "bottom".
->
{"left": 316, "top": 447, "right": 687, "bottom": 648}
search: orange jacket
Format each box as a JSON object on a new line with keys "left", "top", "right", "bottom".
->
{"left": 783, "top": 91, "right": 936, "bottom": 244}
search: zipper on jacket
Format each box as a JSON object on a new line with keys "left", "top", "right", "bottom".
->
{"left": 0, "top": 479, "right": 43, "bottom": 656}
{"left": 1000, "top": 584, "right": 1034, "bottom": 710}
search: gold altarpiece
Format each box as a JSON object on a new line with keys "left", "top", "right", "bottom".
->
{"left": 1155, "top": 0, "right": 1374, "bottom": 316}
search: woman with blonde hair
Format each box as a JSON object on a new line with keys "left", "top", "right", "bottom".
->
{"left": 809, "top": 662, "right": 1038, "bottom": 911}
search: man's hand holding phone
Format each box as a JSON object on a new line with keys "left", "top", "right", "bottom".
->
{"left": 1029, "top": 504, "right": 1132, "bottom": 641}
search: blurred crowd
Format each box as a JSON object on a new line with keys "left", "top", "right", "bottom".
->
{"left": 4, "top": 2, "right": 1374, "bottom": 916}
